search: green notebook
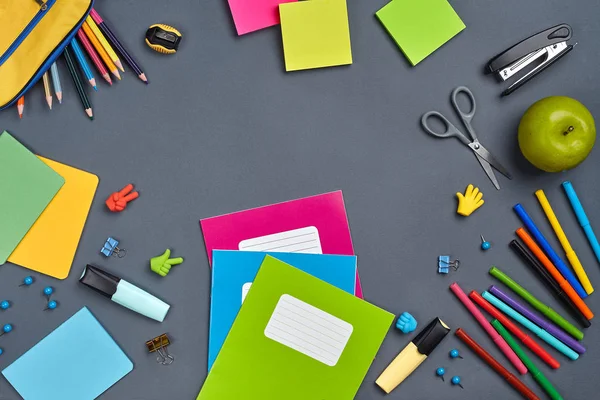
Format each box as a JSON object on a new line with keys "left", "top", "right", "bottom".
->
{"left": 376, "top": 0, "right": 465, "bottom": 66}
{"left": 0, "top": 131, "right": 64, "bottom": 264}
{"left": 198, "top": 256, "right": 394, "bottom": 399}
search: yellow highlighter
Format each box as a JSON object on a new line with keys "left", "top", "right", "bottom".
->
{"left": 535, "top": 189, "right": 594, "bottom": 295}
{"left": 376, "top": 318, "right": 450, "bottom": 394}
{"left": 85, "top": 16, "right": 124, "bottom": 72}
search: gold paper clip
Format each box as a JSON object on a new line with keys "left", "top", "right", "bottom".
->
{"left": 146, "top": 333, "right": 175, "bottom": 365}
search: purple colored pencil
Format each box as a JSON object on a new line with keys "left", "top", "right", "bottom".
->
{"left": 89, "top": 9, "right": 148, "bottom": 84}
{"left": 489, "top": 285, "right": 586, "bottom": 354}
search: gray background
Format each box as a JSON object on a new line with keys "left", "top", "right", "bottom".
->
{"left": 0, "top": 0, "right": 599, "bottom": 398}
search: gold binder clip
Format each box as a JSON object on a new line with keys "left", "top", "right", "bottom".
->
{"left": 146, "top": 333, "right": 175, "bottom": 365}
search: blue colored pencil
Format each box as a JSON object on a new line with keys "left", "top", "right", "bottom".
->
{"left": 50, "top": 62, "right": 62, "bottom": 104}
{"left": 513, "top": 203, "right": 587, "bottom": 298}
{"left": 70, "top": 38, "right": 97, "bottom": 91}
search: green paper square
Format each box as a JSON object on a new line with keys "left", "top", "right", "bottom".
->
{"left": 376, "top": 0, "right": 465, "bottom": 66}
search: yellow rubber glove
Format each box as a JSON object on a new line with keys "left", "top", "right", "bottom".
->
{"left": 456, "top": 184, "right": 484, "bottom": 217}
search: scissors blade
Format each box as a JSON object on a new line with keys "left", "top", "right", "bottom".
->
{"left": 468, "top": 143, "right": 513, "bottom": 179}
{"left": 474, "top": 152, "right": 501, "bottom": 190}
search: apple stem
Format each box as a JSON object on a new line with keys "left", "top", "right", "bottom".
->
{"left": 564, "top": 126, "right": 575, "bottom": 136}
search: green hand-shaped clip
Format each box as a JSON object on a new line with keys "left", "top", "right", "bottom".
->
{"left": 151, "top": 249, "right": 184, "bottom": 277}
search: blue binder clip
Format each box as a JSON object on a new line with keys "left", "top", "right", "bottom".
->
{"left": 101, "top": 237, "right": 127, "bottom": 258}
{"left": 438, "top": 256, "right": 459, "bottom": 274}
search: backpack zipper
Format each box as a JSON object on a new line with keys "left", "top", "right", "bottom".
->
{"left": 0, "top": 0, "right": 56, "bottom": 66}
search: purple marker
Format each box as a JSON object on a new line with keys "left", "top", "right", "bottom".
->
{"left": 489, "top": 285, "right": 585, "bottom": 354}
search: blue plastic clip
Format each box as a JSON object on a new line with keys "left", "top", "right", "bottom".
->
{"left": 396, "top": 312, "right": 418, "bottom": 334}
{"left": 101, "top": 237, "right": 126, "bottom": 258}
{"left": 438, "top": 256, "right": 459, "bottom": 274}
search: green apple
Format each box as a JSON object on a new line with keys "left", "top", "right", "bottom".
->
{"left": 518, "top": 96, "right": 596, "bottom": 172}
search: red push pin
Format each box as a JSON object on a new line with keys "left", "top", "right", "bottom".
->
{"left": 106, "top": 184, "right": 139, "bottom": 212}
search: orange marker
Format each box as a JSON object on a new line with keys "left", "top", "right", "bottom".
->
{"left": 516, "top": 228, "right": 593, "bottom": 320}
{"left": 81, "top": 23, "right": 121, "bottom": 80}
{"left": 17, "top": 96, "right": 24, "bottom": 119}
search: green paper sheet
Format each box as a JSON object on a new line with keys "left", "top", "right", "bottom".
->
{"left": 0, "top": 131, "right": 64, "bottom": 264}
{"left": 198, "top": 256, "right": 394, "bottom": 399}
{"left": 376, "top": 0, "right": 465, "bottom": 66}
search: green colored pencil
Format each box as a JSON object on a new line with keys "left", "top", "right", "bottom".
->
{"left": 489, "top": 266, "right": 583, "bottom": 340}
{"left": 64, "top": 46, "right": 94, "bottom": 120}
{"left": 492, "top": 320, "right": 563, "bottom": 400}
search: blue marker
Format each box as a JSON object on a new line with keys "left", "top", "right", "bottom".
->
{"left": 482, "top": 291, "right": 578, "bottom": 360}
{"left": 563, "top": 181, "right": 600, "bottom": 265}
{"left": 513, "top": 203, "right": 587, "bottom": 298}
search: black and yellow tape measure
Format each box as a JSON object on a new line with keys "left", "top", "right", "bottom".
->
{"left": 145, "top": 24, "right": 182, "bottom": 54}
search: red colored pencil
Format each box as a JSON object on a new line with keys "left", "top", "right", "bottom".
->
{"left": 469, "top": 291, "right": 560, "bottom": 369}
{"left": 77, "top": 30, "right": 112, "bottom": 85}
{"left": 456, "top": 328, "right": 540, "bottom": 400}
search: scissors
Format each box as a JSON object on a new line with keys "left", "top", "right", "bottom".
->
{"left": 421, "top": 86, "right": 512, "bottom": 190}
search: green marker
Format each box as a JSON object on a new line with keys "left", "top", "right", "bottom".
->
{"left": 489, "top": 266, "right": 583, "bottom": 340}
{"left": 492, "top": 320, "right": 563, "bottom": 400}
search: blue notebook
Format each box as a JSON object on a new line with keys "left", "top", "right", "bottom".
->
{"left": 2, "top": 307, "right": 133, "bottom": 400}
{"left": 208, "top": 250, "right": 357, "bottom": 370}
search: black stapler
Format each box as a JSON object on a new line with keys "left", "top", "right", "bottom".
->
{"left": 486, "top": 24, "right": 575, "bottom": 97}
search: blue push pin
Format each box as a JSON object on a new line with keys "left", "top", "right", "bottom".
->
{"left": 450, "top": 349, "right": 463, "bottom": 359}
{"left": 0, "top": 301, "right": 10, "bottom": 310}
{"left": 451, "top": 376, "right": 464, "bottom": 389}
{"left": 19, "top": 276, "right": 33, "bottom": 287}
{"left": 0, "top": 347, "right": 3, "bottom": 356}
{"left": 43, "top": 286, "right": 54, "bottom": 300}
{"left": 480, "top": 235, "right": 491, "bottom": 251}
{"left": 436, "top": 367, "right": 445, "bottom": 382}
{"left": 44, "top": 300, "right": 58, "bottom": 311}
{"left": 0, "top": 324, "right": 13, "bottom": 337}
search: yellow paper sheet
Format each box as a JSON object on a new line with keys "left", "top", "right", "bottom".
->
{"left": 280, "top": 0, "right": 352, "bottom": 71}
{"left": 8, "top": 157, "right": 98, "bottom": 279}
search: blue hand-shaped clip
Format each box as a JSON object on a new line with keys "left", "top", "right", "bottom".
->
{"left": 101, "top": 237, "right": 126, "bottom": 258}
{"left": 396, "top": 312, "right": 418, "bottom": 334}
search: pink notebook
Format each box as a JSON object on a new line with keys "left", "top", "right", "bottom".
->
{"left": 200, "top": 191, "right": 362, "bottom": 297}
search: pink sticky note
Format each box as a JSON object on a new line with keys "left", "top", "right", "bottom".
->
{"left": 200, "top": 191, "right": 362, "bottom": 298}
{"left": 228, "top": 0, "right": 297, "bottom": 35}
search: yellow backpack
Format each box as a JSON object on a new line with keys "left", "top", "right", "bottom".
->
{"left": 0, "top": 0, "right": 93, "bottom": 110}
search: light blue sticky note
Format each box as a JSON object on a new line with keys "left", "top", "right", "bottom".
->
{"left": 208, "top": 250, "right": 357, "bottom": 370}
{"left": 2, "top": 307, "right": 133, "bottom": 400}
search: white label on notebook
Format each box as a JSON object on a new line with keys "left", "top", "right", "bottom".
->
{"left": 264, "top": 294, "right": 353, "bottom": 366}
{"left": 241, "top": 282, "right": 252, "bottom": 304}
{"left": 238, "top": 226, "right": 323, "bottom": 254}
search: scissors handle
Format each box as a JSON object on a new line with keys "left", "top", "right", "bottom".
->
{"left": 451, "top": 86, "right": 478, "bottom": 141}
{"left": 421, "top": 111, "right": 471, "bottom": 146}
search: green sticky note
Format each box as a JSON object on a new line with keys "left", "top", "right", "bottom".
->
{"left": 280, "top": 0, "right": 352, "bottom": 72}
{"left": 376, "top": 0, "right": 465, "bottom": 66}
{"left": 0, "top": 131, "right": 64, "bottom": 264}
{"left": 197, "top": 256, "right": 394, "bottom": 399}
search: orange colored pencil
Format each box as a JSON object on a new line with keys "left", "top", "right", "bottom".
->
{"left": 516, "top": 228, "right": 593, "bottom": 320}
{"left": 17, "top": 96, "right": 24, "bottom": 119}
{"left": 77, "top": 30, "right": 112, "bottom": 85}
{"left": 81, "top": 22, "right": 120, "bottom": 80}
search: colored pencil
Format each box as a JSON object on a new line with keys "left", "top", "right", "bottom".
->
{"left": 511, "top": 235, "right": 592, "bottom": 326}
{"left": 490, "top": 285, "right": 586, "bottom": 354}
{"left": 450, "top": 283, "right": 527, "bottom": 374}
{"left": 492, "top": 320, "right": 563, "bottom": 400}
{"left": 90, "top": 9, "right": 148, "bottom": 84}
{"left": 85, "top": 15, "right": 124, "bottom": 72}
{"left": 17, "top": 96, "right": 24, "bottom": 119}
{"left": 50, "top": 62, "right": 62, "bottom": 104}
{"left": 81, "top": 22, "right": 121, "bottom": 80}
{"left": 489, "top": 266, "right": 584, "bottom": 340}
{"left": 470, "top": 291, "right": 560, "bottom": 369}
{"left": 64, "top": 46, "right": 93, "bottom": 120}
{"left": 535, "top": 189, "right": 593, "bottom": 294}
{"left": 562, "top": 181, "right": 600, "bottom": 264}
{"left": 455, "top": 328, "right": 540, "bottom": 400}
{"left": 77, "top": 29, "right": 112, "bottom": 85}
{"left": 513, "top": 203, "right": 587, "bottom": 298}
{"left": 70, "top": 38, "right": 97, "bottom": 91}
{"left": 42, "top": 72, "right": 53, "bottom": 110}
{"left": 482, "top": 291, "right": 579, "bottom": 360}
